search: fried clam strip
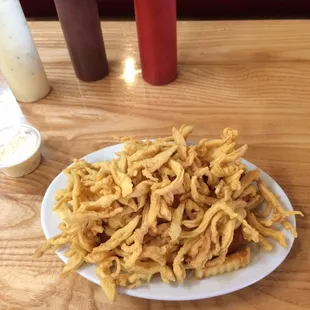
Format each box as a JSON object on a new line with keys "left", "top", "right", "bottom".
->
{"left": 155, "top": 159, "right": 184, "bottom": 196}
{"left": 173, "top": 238, "right": 199, "bottom": 283}
{"left": 121, "top": 202, "right": 151, "bottom": 267}
{"left": 144, "top": 192, "right": 160, "bottom": 229}
{"left": 247, "top": 213, "right": 287, "bottom": 247}
{"left": 77, "top": 226, "right": 98, "bottom": 252}
{"left": 85, "top": 250, "right": 114, "bottom": 264}
{"left": 158, "top": 198, "right": 172, "bottom": 221}
{"left": 221, "top": 128, "right": 239, "bottom": 142}
{"left": 96, "top": 256, "right": 121, "bottom": 300}
{"left": 210, "top": 145, "right": 248, "bottom": 167}
{"left": 224, "top": 169, "right": 244, "bottom": 191}
{"left": 117, "top": 152, "right": 127, "bottom": 173}
{"left": 257, "top": 180, "right": 304, "bottom": 218}
{"left": 110, "top": 160, "right": 133, "bottom": 197}
{"left": 64, "top": 159, "right": 93, "bottom": 173}
{"left": 158, "top": 124, "right": 193, "bottom": 143}
{"left": 64, "top": 207, "right": 123, "bottom": 226}
{"left": 115, "top": 273, "right": 152, "bottom": 289}
{"left": 258, "top": 235, "right": 273, "bottom": 252}
{"left": 168, "top": 201, "right": 185, "bottom": 242}
{"left": 215, "top": 180, "right": 232, "bottom": 201}
{"left": 107, "top": 207, "right": 135, "bottom": 230}
{"left": 163, "top": 192, "right": 174, "bottom": 207}
{"left": 122, "top": 226, "right": 149, "bottom": 267}
{"left": 220, "top": 219, "right": 236, "bottom": 252}
{"left": 210, "top": 162, "right": 242, "bottom": 178}
{"left": 86, "top": 215, "right": 141, "bottom": 261}
{"left": 130, "top": 180, "right": 153, "bottom": 198}
{"left": 282, "top": 221, "right": 298, "bottom": 238}
{"left": 210, "top": 211, "right": 226, "bottom": 243}
{"left": 180, "top": 201, "right": 259, "bottom": 243}
{"left": 232, "top": 169, "right": 260, "bottom": 199}
{"left": 80, "top": 186, "right": 121, "bottom": 209}
{"left": 178, "top": 146, "right": 196, "bottom": 169}
{"left": 71, "top": 170, "right": 81, "bottom": 211}
{"left": 190, "top": 176, "right": 217, "bottom": 206}
{"left": 187, "top": 228, "right": 212, "bottom": 269}
{"left": 99, "top": 277, "right": 116, "bottom": 302}
{"left": 34, "top": 234, "right": 69, "bottom": 258}
{"left": 239, "top": 184, "right": 257, "bottom": 200}
{"left": 197, "top": 127, "right": 237, "bottom": 160}
{"left": 172, "top": 127, "right": 187, "bottom": 161}
{"left": 90, "top": 175, "right": 113, "bottom": 193}
{"left": 127, "top": 144, "right": 160, "bottom": 163}
{"left": 61, "top": 245, "right": 87, "bottom": 275}
{"left": 196, "top": 138, "right": 224, "bottom": 159}
{"left": 139, "top": 245, "right": 168, "bottom": 266}
{"left": 53, "top": 192, "right": 72, "bottom": 211}
{"left": 128, "top": 145, "right": 178, "bottom": 176}
{"left": 92, "top": 162, "right": 110, "bottom": 180}
{"left": 182, "top": 199, "right": 204, "bottom": 229}
{"left": 179, "top": 124, "right": 194, "bottom": 140}
{"left": 254, "top": 202, "right": 272, "bottom": 218}
{"left": 96, "top": 256, "right": 121, "bottom": 278}
{"left": 245, "top": 195, "right": 264, "bottom": 210}
{"left": 172, "top": 126, "right": 187, "bottom": 145}
{"left": 204, "top": 140, "right": 236, "bottom": 163}
{"left": 195, "top": 247, "right": 251, "bottom": 279}
{"left": 124, "top": 261, "right": 175, "bottom": 284}
{"left": 199, "top": 219, "right": 237, "bottom": 270}
{"left": 53, "top": 196, "right": 73, "bottom": 220}
{"left": 194, "top": 167, "right": 219, "bottom": 187}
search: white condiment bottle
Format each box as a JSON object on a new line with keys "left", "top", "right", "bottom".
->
{"left": 0, "top": 0, "right": 50, "bottom": 102}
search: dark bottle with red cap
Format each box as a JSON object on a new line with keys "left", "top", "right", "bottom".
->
{"left": 134, "top": 0, "right": 177, "bottom": 86}
{"left": 53, "top": 0, "right": 109, "bottom": 82}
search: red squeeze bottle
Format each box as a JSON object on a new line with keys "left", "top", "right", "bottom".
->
{"left": 53, "top": 0, "right": 109, "bottom": 82}
{"left": 134, "top": 0, "right": 177, "bottom": 86}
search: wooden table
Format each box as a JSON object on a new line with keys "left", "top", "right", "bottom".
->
{"left": 0, "top": 20, "right": 309, "bottom": 310}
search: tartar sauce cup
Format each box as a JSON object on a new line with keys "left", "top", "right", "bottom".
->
{"left": 0, "top": 124, "right": 42, "bottom": 177}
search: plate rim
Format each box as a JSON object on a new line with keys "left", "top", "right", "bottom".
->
{"left": 40, "top": 143, "right": 296, "bottom": 301}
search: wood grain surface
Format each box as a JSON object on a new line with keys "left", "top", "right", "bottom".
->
{"left": 0, "top": 20, "right": 310, "bottom": 310}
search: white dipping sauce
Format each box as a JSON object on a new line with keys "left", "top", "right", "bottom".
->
{"left": 0, "top": 125, "right": 42, "bottom": 177}
{"left": 0, "top": 0, "right": 50, "bottom": 102}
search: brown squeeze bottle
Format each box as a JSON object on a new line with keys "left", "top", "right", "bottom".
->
{"left": 134, "top": 0, "right": 177, "bottom": 86}
{"left": 53, "top": 0, "right": 109, "bottom": 82}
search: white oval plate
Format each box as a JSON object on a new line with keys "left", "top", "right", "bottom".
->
{"left": 41, "top": 143, "right": 296, "bottom": 301}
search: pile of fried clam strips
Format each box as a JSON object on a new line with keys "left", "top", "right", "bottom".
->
{"left": 35, "top": 125, "right": 303, "bottom": 301}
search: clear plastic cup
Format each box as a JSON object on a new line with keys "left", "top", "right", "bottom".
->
{"left": 0, "top": 124, "right": 42, "bottom": 177}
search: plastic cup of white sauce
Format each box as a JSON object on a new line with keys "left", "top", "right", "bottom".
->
{"left": 0, "top": 125, "right": 42, "bottom": 177}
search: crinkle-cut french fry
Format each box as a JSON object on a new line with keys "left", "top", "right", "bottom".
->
{"left": 195, "top": 247, "right": 251, "bottom": 279}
